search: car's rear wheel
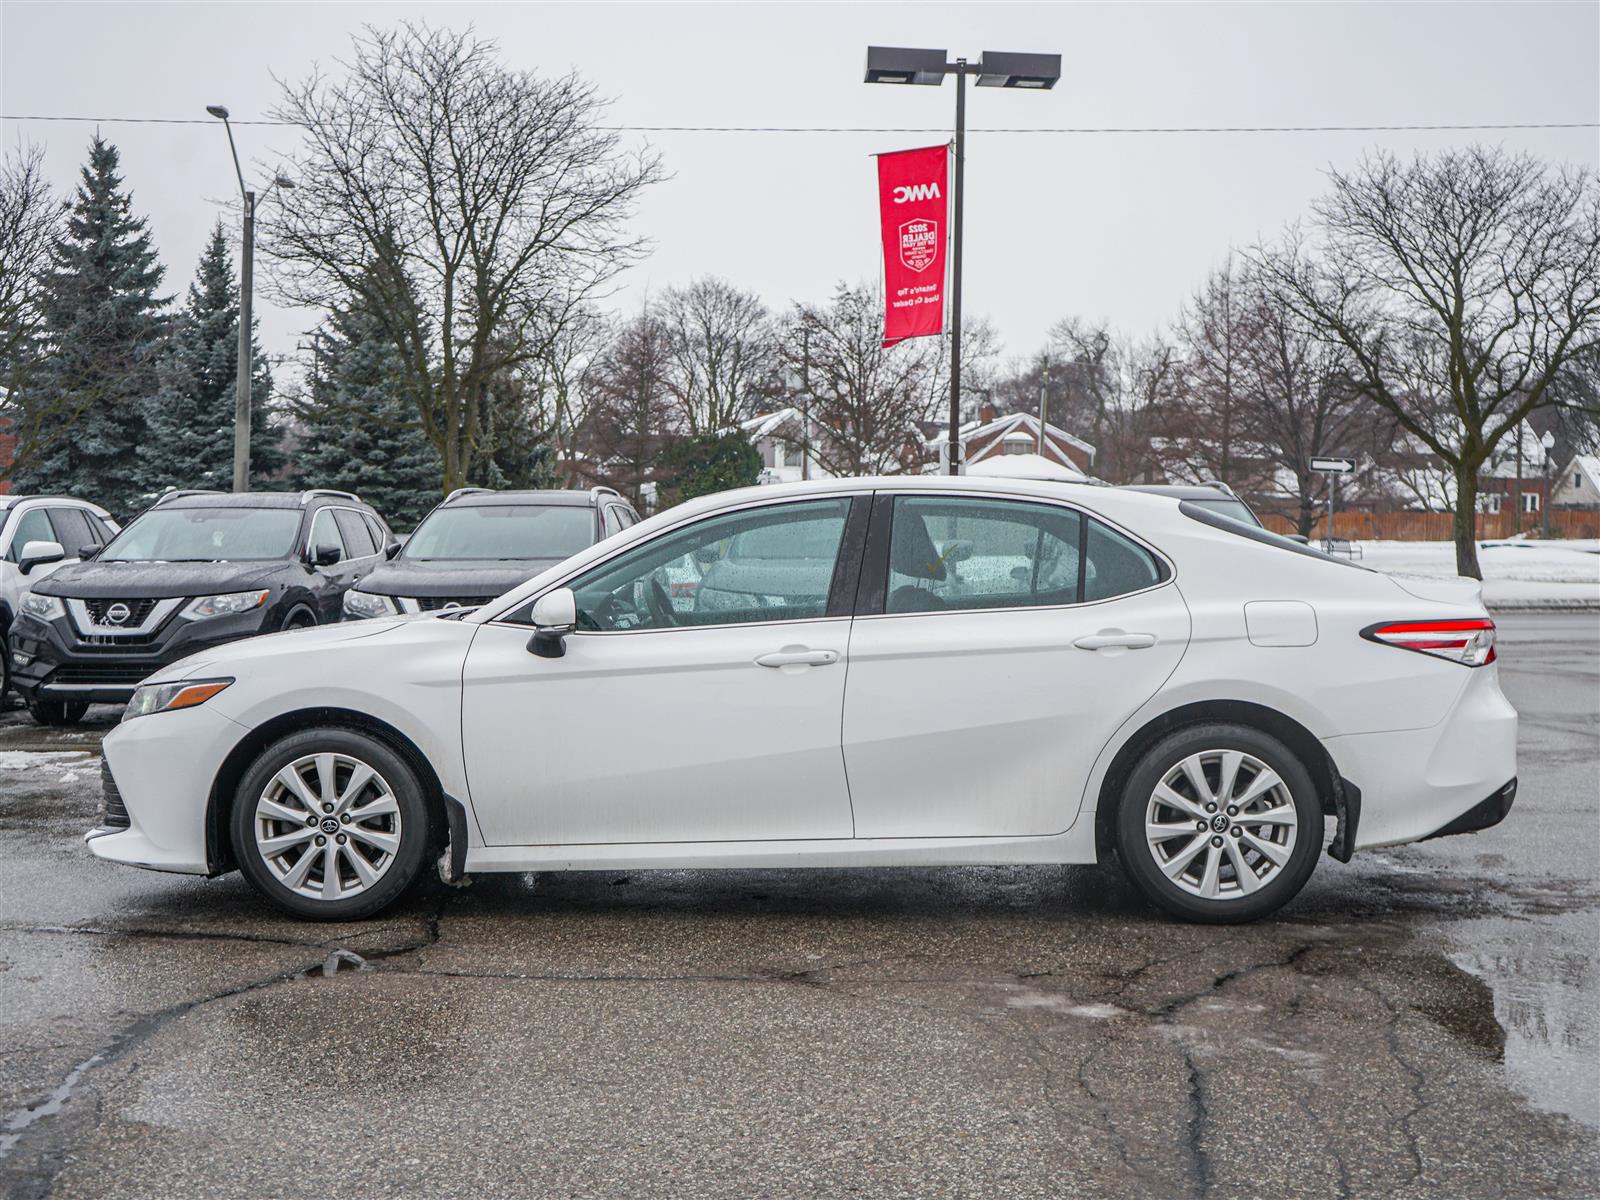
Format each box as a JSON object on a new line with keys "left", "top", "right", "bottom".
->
{"left": 1115, "top": 723, "right": 1321, "bottom": 923}
{"left": 28, "top": 699, "right": 88, "bottom": 727}
{"left": 231, "top": 728, "right": 431, "bottom": 920}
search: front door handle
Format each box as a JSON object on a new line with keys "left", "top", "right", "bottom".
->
{"left": 755, "top": 648, "right": 840, "bottom": 668}
{"left": 1073, "top": 631, "right": 1157, "bottom": 651}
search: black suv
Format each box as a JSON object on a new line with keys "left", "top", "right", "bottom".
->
{"left": 341, "top": 487, "right": 639, "bottom": 619}
{"left": 10, "top": 489, "right": 394, "bottom": 725}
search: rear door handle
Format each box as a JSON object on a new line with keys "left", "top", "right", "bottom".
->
{"left": 755, "top": 648, "right": 840, "bottom": 668}
{"left": 1073, "top": 631, "right": 1157, "bottom": 651}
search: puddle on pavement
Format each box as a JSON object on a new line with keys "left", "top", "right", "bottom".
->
{"left": 1447, "top": 906, "right": 1599, "bottom": 1129}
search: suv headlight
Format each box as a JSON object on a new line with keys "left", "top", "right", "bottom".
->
{"left": 180, "top": 590, "right": 269, "bottom": 621}
{"left": 123, "top": 677, "right": 234, "bottom": 721}
{"left": 342, "top": 589, "right": 397, "bottom": 619}
{"left": 19, "top": 592, "right": 65, "bottom": 623}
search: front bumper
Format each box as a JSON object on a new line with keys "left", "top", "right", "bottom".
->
{"left": 85, "top": 703, "right": 247, "bottom": 874}
{"left": 10, "top": 608, "right": 268, "bottom": 704}
{"left": 1324, "top": 663, "right": 1518, "bottom": 851}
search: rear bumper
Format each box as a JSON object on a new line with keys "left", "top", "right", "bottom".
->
{"left": 1324, "top": 664, "right": 1518, "bottom": 851}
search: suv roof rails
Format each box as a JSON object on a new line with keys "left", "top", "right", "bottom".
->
{"left": 153, "top": 489, "right": 226, "bottom": 507}
{"left": 444, "top": 487, "right": 496, "bottom": 503}
{"left": 590, "top": 485, "right": 621, "bottom": 500}
{"left": 1196, "top": 479, "right": 1238, "bottom": 498}
{"left": 299, "top": 489, "right": 361, "bottom": 505}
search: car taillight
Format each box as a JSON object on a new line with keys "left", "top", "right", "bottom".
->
{"left": 1363, "top": 618, "right": 1497, "bottom": 667}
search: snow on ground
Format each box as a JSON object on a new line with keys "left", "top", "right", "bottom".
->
{"left": 0, "top": 750, "right": 94, "bottom": 784}
{"left": 1359, "top": 539, "right": 1600, "bottom": 610}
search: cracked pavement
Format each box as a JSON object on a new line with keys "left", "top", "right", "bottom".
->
{"left": 0, "top": 614, "right": 1595, "bottom": 1198}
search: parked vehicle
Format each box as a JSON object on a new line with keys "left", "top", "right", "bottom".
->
{"left": 87, "top": 477, "right": 1515, "bottom": 924}
{"left": 10, "top": 490, "right": 393, "bottom": 725}
{"left": 342, "top": 487, "right": 639, "bottom": 619}
{"left": 0, "top": 495, "right": 120, "bottom": 705}
{"left": 1122, "top": 482, "right": 1264, "bottom": 528}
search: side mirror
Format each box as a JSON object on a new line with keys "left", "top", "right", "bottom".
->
{"left": 78, "top": 543, "right": 104, "bottom": 561}
{"left": 311, "top": 543, "right": 342, "bottom": 567}
{"left": 18, "top": 540, "right": 66, "bottom": 576}
{"left": 384, "top": 542, "right": 403, "bottom": 560}
{"left": 527, "top": 587, "right": 577, "bottom": 659}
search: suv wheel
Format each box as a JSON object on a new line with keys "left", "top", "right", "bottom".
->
{"left": 28, "top": 699, "right": 89, "bottom": 727}
{"left": 232, "top": 728, "right": 431, "bottom": 921}
{"left": 0, "top": 628, "right": 11, "bottom": 707}
{"left": 1115, "top": 723, "right": 1321, "bottom": 923}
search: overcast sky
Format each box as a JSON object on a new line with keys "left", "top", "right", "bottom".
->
{"left": 3, "top": 1, "right": 1597, "bottom": 376}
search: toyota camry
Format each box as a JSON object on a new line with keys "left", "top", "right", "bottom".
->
{"left": 84, "top": 477, "right": 1517, "bottom": 923}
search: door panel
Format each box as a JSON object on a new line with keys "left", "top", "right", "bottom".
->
{"left": 842, "top": 495, "right": 1190, "bottom": 839}
{"left": 462, "top": 618, "right": 855, "bottom": 846}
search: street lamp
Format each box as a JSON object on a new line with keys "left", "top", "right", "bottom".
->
{"left": 864, "top": 46, "right": 1060, "bottom": 475}
{"left": 206, "top": 104, "right": 295, "bottom": 492}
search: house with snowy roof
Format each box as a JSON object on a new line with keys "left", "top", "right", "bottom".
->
{"left": 1553, "top": 455, "right": 1600, "bottom": 509}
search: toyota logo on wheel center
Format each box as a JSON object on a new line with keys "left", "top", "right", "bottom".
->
{"left": 320, "top": 817, "right": 341, "bottom": 835}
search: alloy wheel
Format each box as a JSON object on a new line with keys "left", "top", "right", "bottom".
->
{"left": 253, "top": 752, "right": 403, "bottom": 902}
{"left": 1143, "top": 749, "right": 1299, "bottom": 901}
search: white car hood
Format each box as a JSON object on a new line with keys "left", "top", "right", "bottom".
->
{"left": 143, "top": 618, "right": 413, "bottom": 685}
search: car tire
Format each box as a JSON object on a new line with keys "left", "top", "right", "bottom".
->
{"left": 28, "top": 699, "right": 89, "bottom": 727}
{"left": 0, "top": 628, "right": 11, "bottom": 708}
{"left": 1115, "top": 723, "right": 1321, "bottom": 924}
{"left": 231, "top": 727, "right": 432, "bottom": 921}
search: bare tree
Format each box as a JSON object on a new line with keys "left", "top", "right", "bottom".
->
{"left": 781, "top": 282, "right": 943, "bottom": 476}
{"left": 1256, "top": 147, "right": 1600, "bottom": 577}
{"left": 268, "top": 23, "right": 662, "bottom": 493}
{"left": 1048, "top": 318, "right": 1175, "bottom": 483}
{"left": 659, "top": 277, "right": 777, "bottom": 434}
{"left": 523, "top": 303, "right": 608, "bottom": 484}
{"left": 581, "top": 308, "right": 675, "bottom": 507}
{"left": 0, "top": 142, "right": 60, "bottom": 396}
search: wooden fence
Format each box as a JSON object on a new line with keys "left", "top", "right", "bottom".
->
{"left": 1259, "top": 510, "right": 1600, "bottom": 542}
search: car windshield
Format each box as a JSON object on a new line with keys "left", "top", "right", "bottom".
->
{"left": 403, "top": 504, "right": 595, "bottom": 561}
{"left": 1190, "top": 497, "right": 1261, "bottom": 528}
{"left": 100, "top": 507, "right": 302, "bottom": 562}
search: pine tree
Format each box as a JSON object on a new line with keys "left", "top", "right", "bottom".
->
{"left": 142, "top": 222, "right": 280, "bottom": 493}
{"left": 291, "top": 300, "right": 440, "bottom": 528}
{"left": 9, "top": 137, "right": 167, "bottom": 515}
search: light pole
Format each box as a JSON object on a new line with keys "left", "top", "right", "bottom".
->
{"left": 205, "top": 104, "right": 294, "bottom": 492}
{"left": 1541, "top": 430, "right": 1557, "bottom": 539}
{"left": 864, "top": 47, "right": 1060, "bottom": 475}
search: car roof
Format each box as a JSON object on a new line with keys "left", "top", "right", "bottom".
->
{"left": 0, "top": 495, "right": 110, "bottom": 512}
{"left": 442, "top": 488, "right": 621, "bottom": 509}
{"left": 153, "top": 490, "right": 371, "bottom": 512}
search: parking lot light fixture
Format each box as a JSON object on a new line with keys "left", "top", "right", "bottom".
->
{"left": 863, "top": 46, "right": 1060, "bottom": 474}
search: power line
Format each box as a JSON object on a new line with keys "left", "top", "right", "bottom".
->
{"left": 1, "top": 114, "right": 1595, "bottom": 134}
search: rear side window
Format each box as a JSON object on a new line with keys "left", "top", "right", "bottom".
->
{"left": 601, "top": 506, "right": 624, "bottom": 537}
{"left": 334, "top": 509, "right": 378, "bottom": 557}
{"left": 1083, "top": 519, "right": 1166, "bottom": 601}
{"left": 885, "top": 496, "right": 1084, "bottom": 613}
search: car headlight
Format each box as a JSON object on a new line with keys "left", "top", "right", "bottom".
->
{"left": 180, "top": 590, "right": 270, "bottom": 621}
{"left": 342, "top": 589, "right": 397, "bottom": 619}
{"left": 19, "top": 592, "right": 65, "bottom": 623}
{"left": 123, "top": 677, "right": 234, "bottom": 721}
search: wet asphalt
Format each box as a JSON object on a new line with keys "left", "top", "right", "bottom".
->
{"left": 0, "top": 613, "right": 1595, "bottom": 1199}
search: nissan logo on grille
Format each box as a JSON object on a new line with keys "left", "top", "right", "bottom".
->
{"left": 104, "top": 602, "right": 132, "bottom": 626}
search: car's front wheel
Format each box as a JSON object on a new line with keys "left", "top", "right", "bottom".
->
{"left": 231, "top": 728, "right": 431, "bottom": 920}
{"left": 1115, "top": 723, "right": 1321, "bottom": 923}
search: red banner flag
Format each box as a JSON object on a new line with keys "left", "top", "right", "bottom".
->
{"left": 876, "top": 144, "right": 949, "bottom": 347}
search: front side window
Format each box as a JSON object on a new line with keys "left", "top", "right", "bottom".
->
{"left": 100, "top": 507, "right": 304, "bottom": 563}
{"left": 886, "top": 497, "right": 1084, "bottom": 614}
{"left": 309, "top": 509, "right": 345, "bottom": 558}
{"left": 5, "top": 508, "right": 55, "bottom": 561}
{"left": 405, "top": 504, "right": 597, "bottom": 562}
{"left": 561, "top": 498, "right": 852, "bottom": 632}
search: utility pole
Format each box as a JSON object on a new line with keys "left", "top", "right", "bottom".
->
{"left": 1513, "top": 424, "right": 1524, "bottom": 536}
{"left": 1037, "top": 357, "right": 1050, "bottom": 454}
{"left": 946, "top": 57, "right": 967, "bottom": 476}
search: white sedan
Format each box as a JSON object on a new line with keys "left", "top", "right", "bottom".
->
{"left": 87, "top": 477, "right": 1517, "bottom": 923}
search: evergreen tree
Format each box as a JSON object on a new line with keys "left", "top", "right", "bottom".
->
{"left": 142, "top": 222, "right": 280, "bottom": 493}
{"left": 291, "top": 300, "right": 440, "bottom": 528}
{"left": 10, "top": 137, "right": 167, "bottom": 515}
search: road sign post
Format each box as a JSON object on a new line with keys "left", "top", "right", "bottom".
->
{"left": 1311, "top": 457, "right": 1356, "bottom": 552}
